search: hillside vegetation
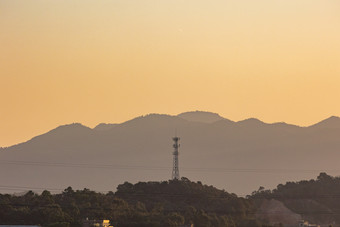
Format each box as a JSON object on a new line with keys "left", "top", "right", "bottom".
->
{"left": 251, "top": 173, "right": 340, "bottom": 226}
{"left": 0, "top": 178, "right": 270, "bottom": 227}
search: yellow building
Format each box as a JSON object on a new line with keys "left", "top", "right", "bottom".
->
{"left": 82, "top": 219, "right": 113, "bottom": 227}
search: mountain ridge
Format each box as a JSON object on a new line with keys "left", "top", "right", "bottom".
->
{"left": 177, "top": 111, "right": 226, "bottom": 123}
{"left": 1, "top": 111, "right": 340, "bottom": 195}
{"left": 309, "top": 116, "right": 340, "bottom": 129}
{"left": 4, "top": 111, "right": 340, "bottom": 149}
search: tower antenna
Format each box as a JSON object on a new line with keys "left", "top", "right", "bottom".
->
{"left": 172, "top": 136, "right": 180, "bottom": 180}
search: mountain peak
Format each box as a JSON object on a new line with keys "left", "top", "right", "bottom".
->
{"left": 177, "top": 111, "right": 225, "bottom": 123}
{"left": 43, "top": 123, "right": 93, "bottom": 137}
{"left": 237, "top": 118, "right": 265, "bottom": 126}
{"left": 325, "top": 116, "right": 340, "bottom": 121}
{"left": 310, "top": 116, "right": 340, "bottom": 129}
{"left": 52, "top": 123, "right": 90, "bottom": 130}
{"left": 93, "top": 123, "right": 117, "bottom": 131}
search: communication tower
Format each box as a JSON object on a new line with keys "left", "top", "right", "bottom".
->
{"left": 172, "top": 137, "right": 180, "bottom": 180}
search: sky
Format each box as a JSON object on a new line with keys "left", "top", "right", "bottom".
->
{"left": 1, "top": 0, "right": 340, "bottom": 147}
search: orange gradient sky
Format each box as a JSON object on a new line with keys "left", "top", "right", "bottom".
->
{"left": 1, "top": 0, "right": 340, "bottom": 147}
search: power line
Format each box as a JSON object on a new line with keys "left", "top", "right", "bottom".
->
{"left": 0, "top": 160, "right": 170, "bottom": 170}
{"left": 0, "top": 185, "right": 63, "bottom": 191}
{"left": 0, "top": 160, "right": 335, "bottom": 174}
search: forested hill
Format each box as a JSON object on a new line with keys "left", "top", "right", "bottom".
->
{"left": 0, "top": 178, "right": 270, "bottom": 227}
{"left": 251, "top": 172, "right": 340, "bottom": 226}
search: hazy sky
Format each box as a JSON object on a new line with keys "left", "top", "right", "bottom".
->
{"left": 1, "top": 0, "right": 340, "bottom": 147}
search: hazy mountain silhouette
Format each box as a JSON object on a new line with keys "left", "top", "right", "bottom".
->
{"left": 177, "top": 111, "right": 225, "bottom": 123}
{"left": 309, "top": 116, "right": 340, "bottom": 129}
{"left": 1, "top": 111, "right": 340, "bottom": 195}
{"left": 93, "top": 123, "right": 117, "bottom": 131}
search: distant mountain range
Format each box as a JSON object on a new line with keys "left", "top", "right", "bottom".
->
{"left": 1, "top": 111, "right": 340, "bottom": 195}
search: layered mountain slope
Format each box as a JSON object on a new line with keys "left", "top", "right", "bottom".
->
{"left": 177, "top": 111, "right": 225, "bottom": 123}
{"left": 1, "top": 112, "right": 340, "bottom": 195}
{"left": 93, "top": 123, "right": 117, "bottom": 131}
{"left": 310, "top": 116, "right": 340, "bottom": 129}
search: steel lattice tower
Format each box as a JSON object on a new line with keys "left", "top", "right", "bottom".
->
{"left": 172, "top": 137, "right": 180, "bottom": 180}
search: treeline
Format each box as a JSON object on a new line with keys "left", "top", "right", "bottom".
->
{"left": 251, "top": 172, "right": 340, "bottom": 225}
{"left": 0, "top": 178, "right": 270, "bottom": 227}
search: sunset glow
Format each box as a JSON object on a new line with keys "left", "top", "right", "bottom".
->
{"left": 1, "top": 0, "right": 340, "bottom": 146}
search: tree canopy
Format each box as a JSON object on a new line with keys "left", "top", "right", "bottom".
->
{"left": 0, "top": 178, "right": 269, "bottom": 227}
